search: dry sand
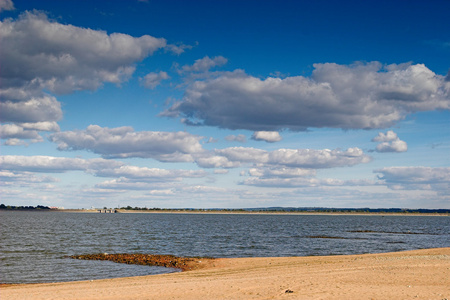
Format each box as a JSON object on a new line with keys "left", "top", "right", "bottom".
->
{"left": 2, "top": 248, "right": 449, "bottom": 300}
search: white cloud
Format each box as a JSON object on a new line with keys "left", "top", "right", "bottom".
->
{"left": 0, "top": 170, "right": 58, "bottom": 186}
{"left": 241, "top": 173, "right": 374, "bottom": 188}
{"left": 0, "top": 121, "right": 60, "bottom": 145}
{"left": 94, "top": 165, "right": 207, "bottom": 181}
{"left": 49, "top": 125, "right": 205, "bottom": 162}
{"left": 248, "top": 166, "right": 316, "bottom": 178}
{"left": 0, "top": 94, "right": 62, "bottom": 124}
{"left": 375, "top": 167, "right": 450, "bottom": 193}
{"left": 241, "top": 177, "right": 343, "bottom": 188}
{"left": 0, "top": 11, "right": 166, "bottom": 93}
{"left": 252, "top": 131, "right": 282, "bottom": 143}
{"left": 375, "top": 139, "right": 408, "bottom": 153}
{"left": 140, "top": 71, "right": 170, "bottom": 89}
{"left": 163, "top": 62, "right": 450, "bottom": 131}
{"left": 49, "top": 127, "right": 369, "bottom": 171}
{"left": 195, "top": 155, "right": 240, "bottom": 169}
{"left": 0, "top": 155, "right": 208, "bottom": 191}
{"left": 0, "top": 124, "right": 41, "bottom": 140}
{"left": 225, "top": 134, "right": 247, "bottom": 143}
{"left": 164, "top": 42, "right": 195, "bottom": 55}
{"left": 195, "top": 146, "right": 371, "bottom": 169}
{"left": 214, "top": 147, "right": 269, "bottom": 164}
{"left": 146, "top": 189, "right": 176, "bottom": 196}
{"left": 95, "top": 179, "right": 161, "bottom": 190}
{"left": 4, "top": 138, "right": 30, "bottom": 146}
{"left": 179, "top": 56, "right": 228, "bottom": 74}
{"left": 0, "top": 0, "right": 14, "bottom": 12}
{"left": 267, "top": 148, "right": 371, "bottom": 169}
{"left": 0, "top": 11, "right": 167, "bottom": 140}
{"left": 21, "top": 121, "right": 60, "bottom": 132}
{"left": 0, "top": 155, "right": 123, "bottom": 173}
{"left": 372, "top": 130, "right": 408, "bottom": 153}
{"left": 241, "top": 161, "right": 373, "bottom": 188}
{"left": 372, "top": 130, "right": 398, "bottom": 142}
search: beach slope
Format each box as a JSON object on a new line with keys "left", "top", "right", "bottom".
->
{"left": 2, "top": 248, "right": 449, "bottom": 299}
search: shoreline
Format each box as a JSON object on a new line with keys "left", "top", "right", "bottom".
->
{"left": 58, "top": 209, "right": 449, "bottom": 216}
{"left": 3, "top": 248, "right": 449, "bottom": 299}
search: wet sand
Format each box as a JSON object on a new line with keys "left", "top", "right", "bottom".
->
{"left": 2, "top": 248, "right": 449, "bottom": 299}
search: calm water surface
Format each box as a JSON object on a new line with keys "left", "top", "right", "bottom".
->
{"left": 1, "top": 211, "right": 448, "bottom": 283}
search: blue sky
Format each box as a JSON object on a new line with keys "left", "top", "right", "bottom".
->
{"left": 1, "top": 0, "right": 449, "bottom": 209}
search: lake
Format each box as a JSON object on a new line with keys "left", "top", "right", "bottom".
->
{"left": 1, "top": 211, "right": 448, "bottom": 284}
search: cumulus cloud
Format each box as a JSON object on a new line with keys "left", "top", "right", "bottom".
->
{"left": 4, "top": 138, "right": 31, "bottom": 146}
{"left": 178, "top": 56, "right": 228, "bottom": 74}
{"left": 95, "top": 178, "right": 181, "bottom": 191}
{"left": 375, "top": 167, "right": 450, "bottom": 192}
{"left": 195, "top": 155, "right": 241, "bottom": 169}
{"left": 94, "top": 165, "right": 207, "bottom": 181}
{"left": 164, "top": 42, "right": 195, "bottom": 55}
{"left": 0, "top": 155, "right": 208, "bottom": 189}
{"left": 0, "top": 0, "right": 14, "bottom": 12}
{"left": 248, "top": 166, "right": 316, "bottom": 178}
{"left": 214, "top": 147, "right": 269, "bottom": 165}
{"left": 372, "top": 130, "right": 408, "bottom": 153}
{"left": 49, "top": 125, "right": 205, "bottom": 162}
{"left": 0, "top": 94, "right": 62, "bottom": 124}
{"left": 267, "top": 148, "right": 371, "bottom": 169}
{"left": 252, "top": 131, "right": 282, "bottom": 143}
{"left": 241, "top": 163, "right": 375, "bottom": 188}
{"left": 0, "top": 11, "right": 166, "bottom": 93}
{"left": 163, "top": 62, "right": 450, "bottom": 131}
{"left": 241, "top": 176, "right": 344, "bottom": 188}
{"left": 195, "top": 146, "right": 371, "bottom": 169}
{"left": 0, "top": 11, "right": 167, "bottom": 140}
{"left": 0, "top": 121, "right": 60, "bottom": 145}
{"left": 140, "top": 71, "right": 170, "bottom": 89}
{"left": 0, "top": 155, "right": 123, "bottom": 173}
{"left": 48, "top": 126, "right": 368, "bottom": 171}
{"left": 0, "top": 170, "right": 58, "bottom": 190}
{"left": 197, "top": 146, "right": 371, "bottom": 188}
{"left": 0, "top": 124, "right": 41, "bottom": 140}
{"left": 372, "top": 130, "right": 399, "bottom": 142}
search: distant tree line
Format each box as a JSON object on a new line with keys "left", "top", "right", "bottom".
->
{"left": 120, "top": 206, "right": 248, "bottom": 212}
{"left": 118, "top": 206, "right": 449, "bottom": 214}
{"left": 245, "top": 207, "right": 450, "bottom": 214}
{"left": 0, "top": 204, "right": 50, "bottom": 210}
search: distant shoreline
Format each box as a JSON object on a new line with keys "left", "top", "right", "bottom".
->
{"left": 56, "top": 208, "right": 449, "bottom": 216}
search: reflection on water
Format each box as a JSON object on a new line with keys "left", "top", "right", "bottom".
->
{"left": 1, "top": 211, "right": 448, "bottom": 283}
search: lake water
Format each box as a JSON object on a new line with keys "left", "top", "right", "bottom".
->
{"left": 1, "top": 211, "right": 449, "bottom": 284}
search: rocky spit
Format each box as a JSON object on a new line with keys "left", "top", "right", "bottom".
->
{"left": 70, "top": 253, "right": 210, "bottom": 271}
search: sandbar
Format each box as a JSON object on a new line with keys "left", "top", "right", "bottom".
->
{"left": 2, "top": 248, "right": 449, "bottom": 299}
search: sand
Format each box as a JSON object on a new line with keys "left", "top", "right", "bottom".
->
{"left": 2, "top": 248, "right": 449, "bottom": 300}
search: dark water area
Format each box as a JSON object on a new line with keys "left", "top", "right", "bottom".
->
{"left": 1, "top": 211, "right": 448, "bottom": 284}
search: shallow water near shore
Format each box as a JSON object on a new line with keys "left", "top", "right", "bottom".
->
{"left": 1, "top": 211, "right": 448, "bottom": 284}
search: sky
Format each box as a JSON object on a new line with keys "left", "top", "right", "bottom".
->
{"left": 0, "top": 0, "right": 449, "bottom": 209}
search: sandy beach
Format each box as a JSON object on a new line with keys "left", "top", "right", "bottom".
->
{"left": 2, "top": 248, "right": 449, "bottom": 300}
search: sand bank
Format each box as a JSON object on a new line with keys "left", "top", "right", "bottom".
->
{"left": 2, "top": 248, "right": 449, "bottom": 299}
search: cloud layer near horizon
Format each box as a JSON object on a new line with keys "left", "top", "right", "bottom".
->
{"left": 48, "top": 125, "right": 372, "bottom": 172}
{"left": 49, "top": 125, "right": 204, "bottom": 162}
